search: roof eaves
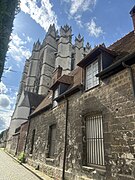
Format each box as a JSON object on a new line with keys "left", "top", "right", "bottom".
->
{"left": 55, "top": 84, "right": 82, "bottom": 102}
{"left": 29, "top": 103, "right": 52, "bottom": 118}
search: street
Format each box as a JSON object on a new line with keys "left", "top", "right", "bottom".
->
{"left": 0, "top": 149, "right": 40, "bottom": 180}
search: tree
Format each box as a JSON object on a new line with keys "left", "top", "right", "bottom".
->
{"left": 0, "top": 0, "right": 20, "bottom": 81}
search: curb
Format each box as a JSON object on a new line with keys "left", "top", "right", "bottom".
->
{"left": 4, "top": 150, "right": 45, "bottom": 180}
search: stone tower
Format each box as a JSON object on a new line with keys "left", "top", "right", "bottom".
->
{"left": 38, "top": 24, "right": 57, "bottom": 95}
{"left": 55, "top": 25, "right": 72, "bottom": 75}
{"left": 16, "top": 58, "right": 29, "bottom": 104}
{"left": 25, "top": 40, "right": 41, "bottom": 93}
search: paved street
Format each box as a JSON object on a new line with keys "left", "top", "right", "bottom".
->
{"left": 0, "top": 149, "right": 40, "bottom": 180}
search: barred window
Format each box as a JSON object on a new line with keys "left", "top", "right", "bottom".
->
{"left": 48, "top": 124, "right": 56, "bottom": 158}
{"left": 86, "top": 115, "right": 104, "bottom": 166}
{"left": 85, "top": 60, "right": 99, "bottom": 90}
{"left": 30, "top": 129, "right": 35, "bottom": 154}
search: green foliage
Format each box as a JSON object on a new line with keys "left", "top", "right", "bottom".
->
{"left": 0, "top": 0, "right": 20, "bottom": 81}
{"left": 18, "top": 151, "right": 26, "bottom": 163}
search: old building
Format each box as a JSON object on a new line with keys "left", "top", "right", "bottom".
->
{"left": 7, "top": 5, "right": 135, "bottom": 180}
{"left": 6, "top": 24, "right": 91, "bottom": 154}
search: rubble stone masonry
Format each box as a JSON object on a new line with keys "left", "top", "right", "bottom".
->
{"left": 26, "top": 64, "right": 135, "bottom": 180}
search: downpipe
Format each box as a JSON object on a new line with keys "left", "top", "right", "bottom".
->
{"left": 62, "top": 96, "right": 69, "bottom": 180}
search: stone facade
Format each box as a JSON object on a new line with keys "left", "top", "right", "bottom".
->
{"left": 25, "top": 63, "right": 135, "bottom": 180}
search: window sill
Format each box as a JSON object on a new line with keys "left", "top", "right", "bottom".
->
{"left": 82, "top": 165, "right": 106, "bottom": 173}
{"left": 46, "top": 158, "right": 55, "bottom": 163}
{"left": 85, "top": 84, "right": 100, "bottom": 92}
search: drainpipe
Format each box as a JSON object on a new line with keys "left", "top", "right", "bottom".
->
{"left": 62, "top": 96, "right": 69, "bottom": 180}
{"left": 122, "top": 61, "right": 135, "bottom": 97}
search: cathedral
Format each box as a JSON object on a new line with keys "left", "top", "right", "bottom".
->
{"left": 6, "top": 24, "right": 91, "bottom": 151}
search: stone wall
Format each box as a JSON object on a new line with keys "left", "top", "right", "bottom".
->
{"left": 17, "top": 121, "right": 28, "bottom": 155}
{"left": 26, "top": 64, "right": 135, "bottom": 180}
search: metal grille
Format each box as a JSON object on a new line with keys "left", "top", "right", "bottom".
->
{"left": 86, "top": 115, "right": 104, "bottom": 166}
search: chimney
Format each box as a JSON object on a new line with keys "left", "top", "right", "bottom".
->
{"left": 130, "top": 6, "right": 135, "bottom": 31}
{"left": 52, "top": 66, "right": 63, "bottom": 85}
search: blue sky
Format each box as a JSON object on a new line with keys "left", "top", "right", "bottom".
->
{"left": 0, "top": 0, "right": 134, "bottom": 132}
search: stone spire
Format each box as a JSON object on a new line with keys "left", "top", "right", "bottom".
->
{"left": 38, "top": 24, "right": 57, "bottom": 95}
{"left": 33, "top": 39, "right": 41, "bottom": 51}
{"left": 42, "top": 24, "right": 57, "bottom": 47}
{"left": 84, "top": 42, "right": 91, "bottom": 56}
{"left": 25, "top": 40, "right": 41, "bottom": 92}
{"left": 74, "top": 34, "right": 84, "bottom": 67}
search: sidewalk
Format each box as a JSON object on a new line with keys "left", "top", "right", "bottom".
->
{"left": 4, "top": 149, "right": 53, "bottom": 180}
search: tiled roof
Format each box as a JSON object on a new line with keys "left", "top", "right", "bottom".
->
{"left": 108, "top": 31, "right": 135, "bottom": 61}
{"left": 19, "top": 91, "right": 45, "bottom": 109}
{"left": 50, "top": 74, "right": 74, "bottom": 90}
{"left": 30, "top": 91, "right": 53, "bottom": 117}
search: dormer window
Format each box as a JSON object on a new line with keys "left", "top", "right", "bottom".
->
{"left": 85, "top": 60, "right": 99, "bottom": 90}
{"left": 77, "top": 45, "right": 116, "bottom": 91}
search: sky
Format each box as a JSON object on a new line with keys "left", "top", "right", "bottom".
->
{"left": 0, "top": 0, "right": 135, "bottom": 133}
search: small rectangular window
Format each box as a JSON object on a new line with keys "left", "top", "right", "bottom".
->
{"left": 85, "top": 60, "right": 99, "bottom": 90}
{"left": 30, "top": 129, "right": 35, "bottom": 154}
{"left": 86, "top": 115, "right": 104, "bottom": 166}
{"left": 53, "top": 88, "right": 59, "bottom": 107}
{"left": 48, "top": 124, "right": 56, "bottom": 158}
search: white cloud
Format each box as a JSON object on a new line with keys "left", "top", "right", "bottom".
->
{"left": 20, "top": 0, "right": 59, "bottom": 31}
{"left": 8, "top": 33, "right": 31, "bottom": 62}
{"left": 0, "top": 82, "right": 8, "bottom": 94}
{"left": 74, "top": 15, "right": 83, "bottom": 27}
{"left": 0, "top": 109, "right": 13, "bottom": 132}
{"left": 86, "top": 18, "right": 103, "bottom": 37}
{"left": 63, "top": 0, "right": 97, "bottom": 15}
{"left": 0, "top": 82, "right": 17, "bottom": 132}
{"left": 0, "top": 94, "right": 11, "bottom": 108}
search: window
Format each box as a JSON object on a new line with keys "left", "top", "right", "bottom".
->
{"left": 86, "top": 115, "right": 104, "bottom": 166}
{"left": 53, "top": 88, "right": 59, "bottom": 107}
{"left": 30, "top": 129, "right": 35, "bottom": 154}
{"left": 85, "top": 60, "right": 99, "bottom": 90}
{"left": 48, "top": 124, "right": 56, "bottom": 158}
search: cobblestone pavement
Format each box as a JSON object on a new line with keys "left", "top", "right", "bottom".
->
{"left": 0, "top": 149, "right": 40, "bottom": 180}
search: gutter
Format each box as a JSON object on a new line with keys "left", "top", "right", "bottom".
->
{"left": 62, "top": 96, "right": 69, "bottom": 180}
{"left": 55, "top": 84, "right": 83, "bottom": 102}
{"left": 122, "top": 62, "right": 135, "bottom": 97}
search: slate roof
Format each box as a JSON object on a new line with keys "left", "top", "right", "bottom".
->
{"left": 19, "top": 91, "right": 45, "bottom": 109}
{"left": 50, "top": 74, "right": 74, "bottom": 90}
{"left": 30, "top": 91, "right": 53, "bottom": 117}
{"left": 108, "top": 31, "right": 135, "bottom": 61}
